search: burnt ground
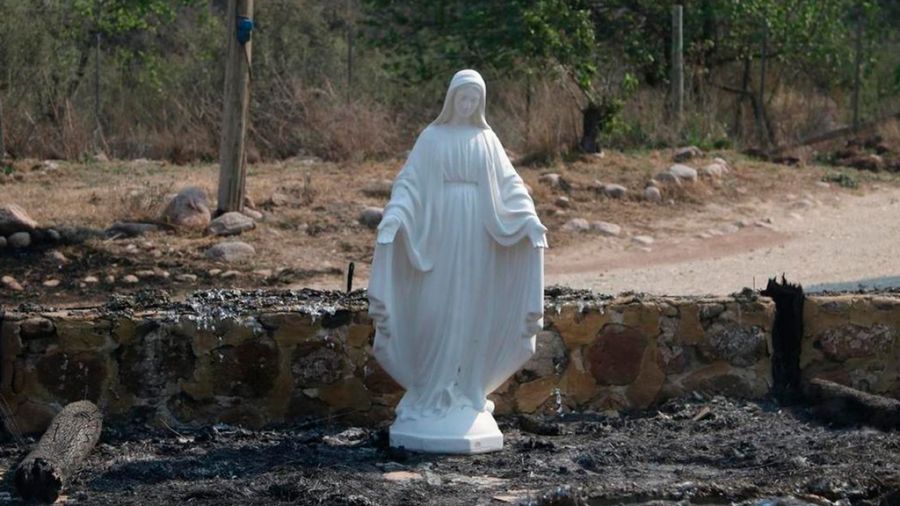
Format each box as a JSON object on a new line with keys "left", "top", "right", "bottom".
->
{"left": 2, "top": 395, "right": 899, "bottom": 505}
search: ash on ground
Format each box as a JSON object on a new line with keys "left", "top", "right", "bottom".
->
{"left": 2, "top": 396, "right": 898, "bottom": 505}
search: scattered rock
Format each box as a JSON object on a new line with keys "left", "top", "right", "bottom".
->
{"left": 719, "top": 224, "right": 740, "bottom": 234}
{"left": 539, "top": 173, "right": 571, "bottom": 192}
{"left": 105, "top": 222, "right": 160, "bottom": 239}
{"left": 673, "top": 146, "right": 703, "bottom": 162}
{"left": 2, "top": 275, "right": 23, "bottom": 291}
{"left": 242, "top": 208, "right": 263, "bottom": 221}
{"left": 161, "top": 186, "right": 212, "bottom": 230}
{"left": 562, "top": 218, "right": 590, "bottom": 232}
{"left": 42, "top": 279, "right": 60, "bottom": 288}
{"left": 209, "top": 269, "right": 223, "bottom": 277}
{"left": 667, "top": 164, "right": 699, "bottom": 183}
{"left": 104, "top": 275, "right": 115, "bottom": 284}
{"left": 122, "top": 275, "right": 139, "bottom": 284}
{"left": 654, "top": 171, "right": 682, "bottom": 185}
{"left": 383, "top": 471, "right": 423, "bottom": 483}
{"left": 209, "top": 212, "right": 256, "bottom": 236}
{"left": 8, "top": 231, "right": 31, "bottom": 248}
{"left": 358, "top": 207, "right": 384, "bottom": 229}
{"left": 643, "top": 186, "right": 662, "bottom": 203}
{"left": 773, "top": 155, "right": 801, "bottom": 166}
{"left": 266, "top": 192, "right": 292, "bottom": 208}
{"left": 206, "top": 241, "right": 256, "bottom": 263}
{"left": 221, "top": 270, "right": 240, "bottom": 279}
{"left": 791, "top": 199, "right": 815, "bottom": 210}
{"left": 555, "top": 196, "right": 571, "bottom": 208}
{"left": 632, "top": 235, "right": 655, "bottom": 246}
{"left": 361, "top": 179, "right": 394, "bottom": 198}
{"left": 701, "top": 163, "right": 728, "bottom": 178}
{"left": 846, "top": 154, "right": 884, "bottom": 172}
{"left": 175, "top": 273, "right": 198, "bottom": 283}
{"left": 603, "top": 184, "right": 627, "bottom": 199}
{"left": 0, "top": 204, "right": 39, "bottom": 235}
{"left": 134, "top": 270, "right": 156, "bottom": 278}
{"left": 253, "top": 269, "right": 273, "bottom": 278}
{"left": 591, "top": 221, "right": 621, "bottom": 237}
{"left": 84, "top": 276, "right": 99, "bottom": 284}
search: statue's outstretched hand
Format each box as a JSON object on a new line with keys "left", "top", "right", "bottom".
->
{"left": 377, "top": 215, "right": 402, "bottom": 244}
{"left": 527, "top": 220, "right": 548, "bottom": 248}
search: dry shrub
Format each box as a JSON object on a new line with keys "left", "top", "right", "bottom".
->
{"left": 253, "top": 78, "right": 403, "bottom": 162}
{"left": 877, "top": 118, "right": 900, "bottom": 147}
{"left": 491, "top": 76, "right": 582, "bottom": 163}
{"left": 114, "top": 182, "right": 178, "bottom": 222}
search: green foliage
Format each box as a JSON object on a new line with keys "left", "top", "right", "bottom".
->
{"left": 362, "top": 1, "right": 597, "bottom": 94}
{"left": 823, "top": 171, "right": 859, "bottom": 189}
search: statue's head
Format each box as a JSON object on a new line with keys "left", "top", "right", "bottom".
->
{"left": 432, "top": 69, "right": 490, "bottom": 129}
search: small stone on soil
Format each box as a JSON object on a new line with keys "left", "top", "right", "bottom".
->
{"left": 42, "top": 279, "right": 60, "bottom": 288}
{"left": 8, "top": 231, "right": 31, "bottom": 248}
{"left": 2, "top": 275, "right": 24, "bottom": 291}
{"left": 123, "top": 275, "right": 139, "bottom": 284}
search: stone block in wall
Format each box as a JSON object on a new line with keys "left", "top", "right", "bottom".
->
{"left": 680, "top": 361, "right": 769, "bottom": 398}
{"left": 52, "top": 316, "right": 112, "bottom": 351}
{"left": 517, "top": 330, "right": 567, "bottom": 382}
{"left": 586, "top": 324, "right": 651, "bottom": 386}
{"left": 801, "top": 295, "right": 900, "bottom": 396}
{"left": 559, "top": 358, "right": 597, "bottom": 407}
{"left": 209, "top": 338, "right": 280, "bottom": 398}
{"left": 626, "top": 346, "right": 665, "bottom": 408}
{"left": 552, "top": 304, "right": 610, "bottom": 347}
{"left": 258, "top": 312, "right": 321, "bottom": 347}
{"left": 515, "top": 375, "right": 558, "bottom": 414}
{"left": 36, "top": 351, "right": 108, "bottom": 403}
{"left": 117, "top": 321, "right": 195, "bottom": 399}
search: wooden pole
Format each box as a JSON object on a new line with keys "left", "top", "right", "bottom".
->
{"left": 217, "top": 0, "right": 254, "bottom": 214}
{"left": 852, "top": 7, "right": 864, "bottom": 132}
{"left": 671, "top": 5, "right": 684, "bottom": 130}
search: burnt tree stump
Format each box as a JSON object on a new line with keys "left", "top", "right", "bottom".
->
{"left": 14, "top": 401, "right": 102, "bottom": 503}
{"left": 761, "top": 275, "right": 804, "bottom": 404}
{"left": 806, "top": 379, "right": 900, "bottom": 430}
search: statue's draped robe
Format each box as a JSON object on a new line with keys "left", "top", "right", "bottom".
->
{"left": 369, "top": 124, "right": 546, "bottom": 421}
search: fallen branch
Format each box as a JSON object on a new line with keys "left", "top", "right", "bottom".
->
{"left": 14, "top": 401, "right": 102, "bottom": 503}
{"left": 805, "top": 378, "right": 900, "bottom": 430}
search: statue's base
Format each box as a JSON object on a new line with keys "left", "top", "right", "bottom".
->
{"left": 389, "top": 406, "right": 503, "bottom": 454}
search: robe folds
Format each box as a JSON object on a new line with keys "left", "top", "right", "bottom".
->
{"left": 368, "top": 124, "right": 547, "bottom": 421}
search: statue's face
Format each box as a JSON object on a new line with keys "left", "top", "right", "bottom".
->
{"left": 453, "top": 85, "right": 481, "bottom": 121}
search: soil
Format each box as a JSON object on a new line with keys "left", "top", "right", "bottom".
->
{"left": 2, "top": 395, "right": 898, "bottom": 505}
{"left": 3, "top": 142, "right": 900, "bottom": 307}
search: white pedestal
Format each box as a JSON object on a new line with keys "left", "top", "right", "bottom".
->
{"left": 389, "top": 405, "right": 503, "bottom": 454}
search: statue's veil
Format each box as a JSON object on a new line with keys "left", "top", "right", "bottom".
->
{"left": 430, "top": 69, "right": 491, "bottom": 129}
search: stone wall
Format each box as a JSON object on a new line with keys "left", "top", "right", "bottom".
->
{"left": 1, "top": 290, "right": 898, "bottom": 434}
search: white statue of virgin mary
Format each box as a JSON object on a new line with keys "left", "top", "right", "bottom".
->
{"left": 368, "top": 69, "right": 547, "bottom": 454}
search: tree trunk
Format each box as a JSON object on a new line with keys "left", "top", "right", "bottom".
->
{"left": 0, "top": 91, "right": 6, "bottom": 157}
{"left": 14, "top": 401, "right": 102, "bottom": 503}
{"left": 731, "top": 56, "right": 751, "bottom": 139}
{"left": 805, "top": 379, "right": 900, "bottom": 431}
{"left": 579, "top": 102, "right": 602, "bottom": 153}
{"left": 760, "top": 276, "right": 804, "bottom": 404}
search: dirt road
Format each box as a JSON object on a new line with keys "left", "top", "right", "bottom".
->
{"left": 546, "top": 184, "right": 900, "bottom": 296}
